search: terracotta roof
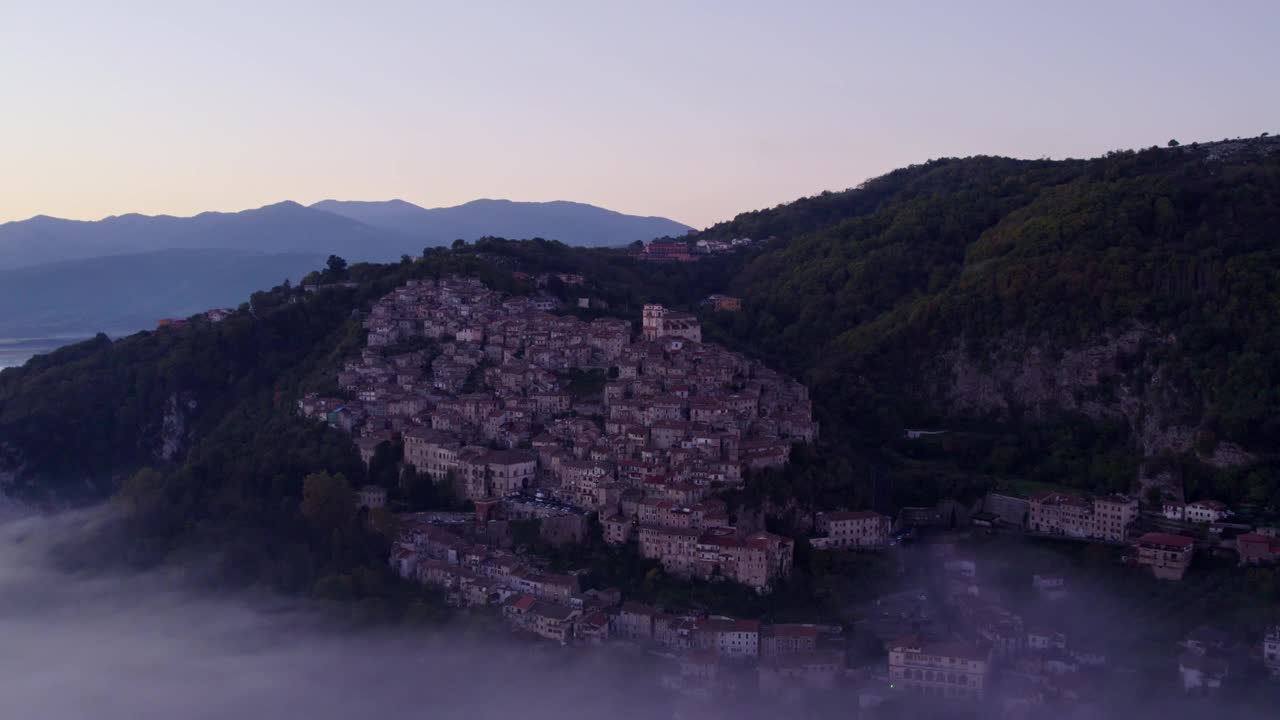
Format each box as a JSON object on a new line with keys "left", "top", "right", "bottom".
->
{"left": 530, "top": 600, "right": 575, "bottom": 621}
{"left": 508, "top": 594, "right": 537, "bottom": 611}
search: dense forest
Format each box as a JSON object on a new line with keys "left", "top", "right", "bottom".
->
{"left": 2, "top": 135, "right": 1279, "bottom": 606}
{"left": 699, "top": 137, "right": 1280, "bottom": 514}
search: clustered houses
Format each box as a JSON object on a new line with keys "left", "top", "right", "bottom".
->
{"left": 1179, "top": 621, "right": 1280, "bottom": 692}
{"left": 1027, "top": 491, "right": 1139, "bottom": 542}
{"left": 614, "top": 608, "right": 846, "bottom": 697}
{"left": 875, "top": 547, "right": 1121, "bottom": 715}
{"left": 1176, "top": 626, "right": 1239, "bottom": 694}
{"left": 691, "top": 237, "right": 759, "bottom": 256}
{"left": 393, "top": 510, "right": 843, "bottom": 694}
{"left": 391, "top": 511, "right": 588, "bottom": 639}
{"left": 636, "top": 523, "right": 795, "bottom": 593}
{"left": 299, "top": 277, "right": 815, "bottom": 591}
{"left": 811, "top": 510, "right": 893, "bottom": 549}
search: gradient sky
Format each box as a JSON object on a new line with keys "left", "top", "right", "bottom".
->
{"left": 2, "top": 1, "right": 1277, "bottom": 229}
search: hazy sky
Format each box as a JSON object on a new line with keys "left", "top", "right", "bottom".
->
{"left": 2, "top": 1, "right": 1277, "bottom": 228}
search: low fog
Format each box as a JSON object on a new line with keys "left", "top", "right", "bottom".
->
{"left": 1, "top": 509, "right": 1274, "bottom": 720}
{"left": 0, "top": 510, "right": 670, "bottom": 720}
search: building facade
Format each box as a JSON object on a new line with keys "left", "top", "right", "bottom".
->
{"left": 641, "top": 304, "right": 702, "bottom": 343}
{"left": 1029, "top": 491, "right": 1138, "bottom": 542}
{"left": 1186, "top": 500, "right": 1230, "bottom": 524}
{"left": 1264, "top": 626, "right": 1280, "bottom": 678}
{"left": 888, "top": 637, "right": 990, "bottom": 701}
{"left": 1135, "top": 532, "right": 1195, "bottom": 580}
{"left": 814, "top": 510, "right": 892, "bottom": 548}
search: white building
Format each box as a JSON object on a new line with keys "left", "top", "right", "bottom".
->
{"left": 814, "top": 510, "right": 892, "bottom": 548}
{"left": 357, "top": 485, "right": 388, "bottom": 510}
{"left": 888, "top": 637, "right": 990, "bottom": 701}
{"left": 1185, "top": 500, "right": 1230, "bottom": 524}
{"left": 1264, "top": 626, "right": 1280, "bottom": 678}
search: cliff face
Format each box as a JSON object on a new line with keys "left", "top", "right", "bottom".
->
{"left": 156, "top": 393, "right": 198, "bottom": 463}
{"left": 0, "top": 390, "right": 199, "bottom": 504}
{"left": 933, "top": 324, "right": 1254, "bottom": 468}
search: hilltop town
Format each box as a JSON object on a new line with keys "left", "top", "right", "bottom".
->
{"left": 293, "top": 275, "right": 1280, "bottom": 717}
{"left": 300, "top": 276, "right": 815, "bottom": 592}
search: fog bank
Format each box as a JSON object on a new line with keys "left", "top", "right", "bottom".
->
{"left": 0, "top": 511, "right": 666, "bottom": 720}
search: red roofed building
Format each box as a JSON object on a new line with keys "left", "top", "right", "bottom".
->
{"left": 640, "top": 240, "right": 695, "bottom": 262}
{"left": 575, "top": 610, "right": 611, "bottom": 645}
{"left": 503, "top": 593, "right": 577, "bottom": 644}
{"left": 1135, "top": 532, "right": 1195, "bottom": 580}
{"left": 694, "top": 617, "right": 761, "bottom": 659}
{"left": 1236, "top": 533, "right": 1280, "bottom": 566}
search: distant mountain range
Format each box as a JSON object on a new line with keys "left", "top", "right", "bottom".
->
{"left": 0, "top": 199, "right": 691, "bottom": 270}
{"left": 310, "top": 198, "right": 691, "bottom": 249}
{"left": 0, "top": 198, "right": 690, "bottom": 340}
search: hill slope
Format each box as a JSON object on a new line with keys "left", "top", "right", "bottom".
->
{"left": 310, "top": 198, "right": 692, "bottom": 247}
{"left": 703, "top": 136, "right": 1280, "bottom": 501}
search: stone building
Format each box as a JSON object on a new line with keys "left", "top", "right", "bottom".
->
{"left": 888, "top": 637, "right": 990, "bottom": 701}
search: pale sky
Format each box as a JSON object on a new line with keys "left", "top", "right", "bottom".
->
{"left": 2, "top": 0, "right": 1277, "bottom": 229}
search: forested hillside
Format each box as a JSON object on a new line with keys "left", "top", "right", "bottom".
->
{"left": 701, "top": 136, "right": 1280, "bottom": 509}
{"left": 2, "top": 135, "right": 1278, "bottom": 583}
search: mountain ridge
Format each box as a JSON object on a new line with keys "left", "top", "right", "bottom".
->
{"left": 0, "top": 198, "right": 691, "bottom": 270}
{"left": 309, "top": 197, "right": 691, "bottom": 246}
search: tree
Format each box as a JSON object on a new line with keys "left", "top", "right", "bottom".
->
{"left": 1168, "top": 139, "right": 1180, "bottom": 147}
{"left": 1144, "top": 484, "right": 1164, "bottom": 507}
{"left": 366, "top": 507, "right": 403, "bottom": 540}
{"left": 367, "top": 440, "right": 403, "bottom": 489}
{"left": 302, "top": 471, "right": 355, "bottom": 531}
{"left": 511, "top": 518, "right": 542, "bottom": 548}
{"left": 325, "top": 255, "right": 348, "bottom": 280}
{"left": 452, "top": 239, "right": 468, "bottom": 250}
{"left": 312, "top": 573, "right": 354, "bottom": 602}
